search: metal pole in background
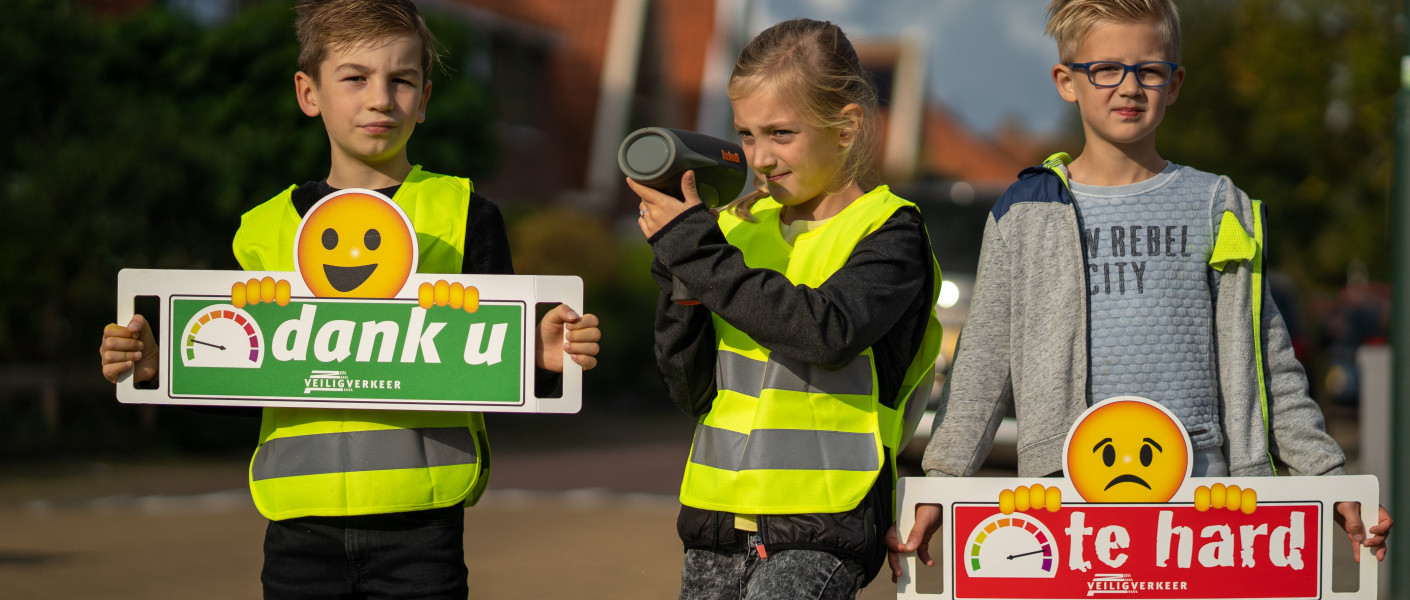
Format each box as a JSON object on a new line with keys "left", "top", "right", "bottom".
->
{"left": 1390, "top": 1, "right": 1410, "bottom": 594}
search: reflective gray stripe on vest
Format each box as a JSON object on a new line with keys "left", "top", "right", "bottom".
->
{"left": 251, "top": 427, "right": 477, "bottom": 481}
{"left": 715, "top": 351, "right": 873, "bottom": 398}
{"left": 689, "top": 425, "right": 878, "bottom": 471}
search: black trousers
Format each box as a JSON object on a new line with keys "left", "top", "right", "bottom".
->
{"left": 262, "top": 505, "right": 469, "bottom": 600}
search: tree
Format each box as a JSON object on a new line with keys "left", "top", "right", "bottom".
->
{"left": 0, "top": 0, "right": 496, "bottom": 365}
{"left": 1156, "top": 0, "right": 1401, "bottom": 293}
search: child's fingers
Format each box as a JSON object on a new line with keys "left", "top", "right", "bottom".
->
{"left": 568, "top": 350, "right": 597, "bottom": 370}
{"left": 101, "top": 360, "right": 133, "bottom": 383}
{"left": 101, "top": 317, "right": 156, "bottom": 383}
{"left": 101, "top": 334, "right": 141, "bottom": 350}
{"left": 564, "top": 321, "right": 601, "bottom": 340}
{"left": 100, "top": 342, "right": 141, "bottom": 382}
{"left": 626, "top": 179, "right": 660, "bottom": 210}
{"left": 563, "top": 340, "right": 598, "bottom": 357}
{"left": 101, "top": 346, "right": 142, "bottom": 362}
{"left": 104, "top": 322, "right": 136, "bottom": 340}
{"left": 565, "top": 312, "right": 598, "bottom": 329}
{"left": 565, "top": 329, "right": 601, "bottom": 345}
{"left": 1371, "top": 506, "right": 1393, "bottom": 536}
{"left": 1336, "top": 502, "right": 1368, "bottom": 543}
{"left": 541, "top": 304, "right": 580, "bottom": 326}
{"left": 625, "top": 177, "right": 673, "bottom": 208}
{"left": 101, "top": 344, "right": 140, "bottom": 362}
{"left": 1362, "top": 508, "right": 1391, "bottom": 558}
{"left": 101, "top": 331, "right": 143, "bottom": 354}
{"left": 678, "top": 171, "right": 703, "bottom": 208}
{"left": 565, "top": 327, "right": 598, "bottom": 342}
{"left": 883, "top": 524, "right": 905, "bottom": 552}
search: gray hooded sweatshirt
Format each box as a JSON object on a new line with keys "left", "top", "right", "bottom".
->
{"left": 922, "top": 155, "right": 1346, "bottom": 479}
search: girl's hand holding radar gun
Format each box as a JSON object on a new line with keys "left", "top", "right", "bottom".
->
{"left": 620, "top": 127, "right": 749, "bottom": 304}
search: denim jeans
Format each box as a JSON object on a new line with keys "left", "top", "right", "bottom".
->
{"left": 262, "top": 505, "right": 468, "bottom": 600}
{"left": 679, "top": 535, "right": 866, "bottom": 600}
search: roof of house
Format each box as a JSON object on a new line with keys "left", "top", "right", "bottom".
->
{"left": 921, "top": 103, "right": 1051, "bottom": 187}
{"left": 440, "top": 0, "right": 717, "bottom": 201}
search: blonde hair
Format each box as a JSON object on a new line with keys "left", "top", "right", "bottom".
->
{"left": 722, "top": 19, "right": 879, "bottom": 221}
{"left": 296, "top": 0, "right": 444, "bottom": 83}
{"left": 1044, "top": 0, "right": 1181, "bottom": 64}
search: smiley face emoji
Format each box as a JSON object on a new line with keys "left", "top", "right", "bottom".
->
{"left": 1064, "top": 397, "right": 1191, "bottom": 503}
{"left": 294, "top": 190, "right": 418, "bottom": 298}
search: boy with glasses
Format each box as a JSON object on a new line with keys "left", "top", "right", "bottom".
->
{"left": 886, "top": 0, "right": 1391, "bottom": 579}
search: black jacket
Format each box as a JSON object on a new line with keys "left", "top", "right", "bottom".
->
{"left": 648, "top": 202, "right": 935, "bottom": 585}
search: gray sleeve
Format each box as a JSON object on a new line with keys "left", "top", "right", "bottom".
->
{"left": 922, "top": 213, "right": 1014, "bottom": 477}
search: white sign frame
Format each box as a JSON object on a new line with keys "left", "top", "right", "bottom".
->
{"left": 114, "top": 268, "right": 582, "bottom": 414}
{"left": 895, "top": 474, "right": 1379, "bottom": 599}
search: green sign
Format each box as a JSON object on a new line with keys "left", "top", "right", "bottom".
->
{"left": 168, "top": 296, "right": 524, "bottom": 405}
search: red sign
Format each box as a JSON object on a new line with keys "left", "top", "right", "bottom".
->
{"left": 951, "top": 502, "right": 1321, "bottom": 600}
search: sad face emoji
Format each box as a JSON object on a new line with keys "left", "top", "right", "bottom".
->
{"left": 295, "top": 190, "right": 417, "bottom": 298}
{"left": 1001, "top": 397, "right": 1254, "bottom": 515}
{"left": 1064, "top": 397, "right": 1192, "bottom": 503}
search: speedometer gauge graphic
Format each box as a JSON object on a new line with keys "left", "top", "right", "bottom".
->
{"left": 962, "top": 512, "right": 1059, "bottom": 578}
{"left": 179, "top": 304, "right": 264, "bottom": 368}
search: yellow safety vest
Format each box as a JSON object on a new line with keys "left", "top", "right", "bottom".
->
{"left": 233, "top": 166, "right": 490, "bottom": 520}
{"left": 1209, "top": 199, "right": 1274, "bottom": 473}
{"left": 679, "top": 185, "right": 943, "bottom": 514}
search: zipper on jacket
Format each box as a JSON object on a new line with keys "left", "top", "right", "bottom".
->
{"left": 753, "top": 515, "right": 769, "bottom": 560}
{"left": 1058, "top": 167, "right": 1095, "bottom": 406}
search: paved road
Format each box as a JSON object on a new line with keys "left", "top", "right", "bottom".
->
{"left": 0, "top": 409, "right": 1376, "bottom": 599}
{"left": 0, "top": 456, "right": 694, "bottom": 599}
{"left": 0, "top": 412, "right": 897, "bottom": 599}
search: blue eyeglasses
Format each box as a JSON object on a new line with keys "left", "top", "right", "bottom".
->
{"left": 1067, "top": 61, "right": 1180, "bottom": 88}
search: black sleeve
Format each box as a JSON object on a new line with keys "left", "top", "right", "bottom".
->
{"left": 176, "top": 405, "right": 262, "bottom": 418}
{"left": 649, "top": 205, "right": 932, "bottom": 415}
{"left": 651, "top": 205, "right": 930, "bottom": 366}
{"left": 462, "top": 193, "right": 563, "bottom": 396}
{"left": 462, "top": 193, "right": 516, "bottom": 276}
{"left": 651, "top": 257, "right": 721, "bottom": 417}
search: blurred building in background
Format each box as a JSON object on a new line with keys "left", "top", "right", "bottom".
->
{"left": 419, "top": 0, "right": 1058, "bottom": 218}
{"left": 94, "top": 0, "right": 1057, "bottom": 216}
{"left": 419, "top": 0, "right": 717, "bottom": 211}
{"left": 42, "top": 0, "right": 1060, "bottom": 458}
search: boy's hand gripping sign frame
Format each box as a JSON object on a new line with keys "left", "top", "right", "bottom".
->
{"left": 896, "top": 397, "right": 1378, "bottom": 599}
{"left": 114, "top": 189, "right": 581, "bottom": 414}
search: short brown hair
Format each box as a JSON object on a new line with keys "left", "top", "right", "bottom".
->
{"left": 295, "top": 0, "right": 443, "bottom": 82}
{"left": 1045, "top": 0, "right": 1181, "bottom": 64}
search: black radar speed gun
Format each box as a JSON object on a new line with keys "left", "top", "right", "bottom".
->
{"left": 618, "top": 127, "right": 748, "bottom": 208}
{"left": 619, "top": 127, "right": 749, "bottom": 304}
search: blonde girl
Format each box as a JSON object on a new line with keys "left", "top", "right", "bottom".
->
{"left": 628, "top": 18, "right": 943, "bottom": 600}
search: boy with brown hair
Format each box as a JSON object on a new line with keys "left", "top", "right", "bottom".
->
{"left": 887, "top": 0, "right": 1390, "bottom": 579}
{"left": 98, "top": 1, "right": 601, "bottom": 597}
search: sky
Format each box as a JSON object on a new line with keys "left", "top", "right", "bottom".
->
{"left": 752, "top": 0, "right": 1074, "bottom": 137}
